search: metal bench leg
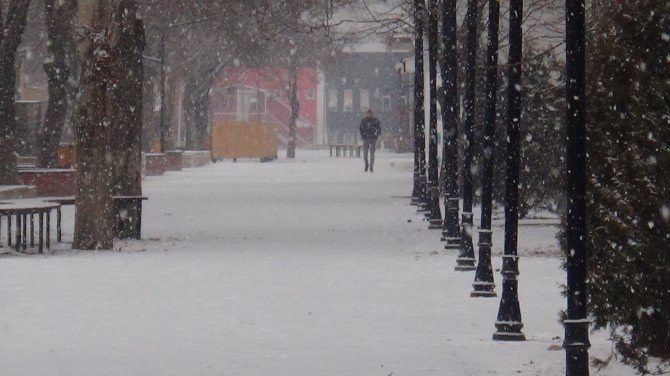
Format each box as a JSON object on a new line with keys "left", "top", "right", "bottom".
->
{"left": 15, "top": 214, "right": 21, "bottom": 252}
{"left": 46, "top": 210, "right": 51, "bottom": 250}
{"left": 7, "top": 214, "right": 11, "bottom": 247}
{"left": 30, "top": 214, "right": 34, "bottom": 247}
{"left": 38, "top": 213, "right": 44, "bottom": 254}
{"left": 22, "top": 214, "right": 27, "bottom": 250}
{"left": 57, "top": 207, "right": 62, "bottom": 242}
{"left": 136, "top": 200, "right": 142, "bottom": 239}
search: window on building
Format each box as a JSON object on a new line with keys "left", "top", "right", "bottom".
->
{"left": 247, "top": 95, "right": 258, "bottom": 114}
{"left": 220, "top": 94, "right": 229, "bottom": 112}
{"left": 359, "top": 89, "right": 369, "bottom": 112}
{"left": 382, "top": 95, "right": 391, "bottom": 111}
{"left": 328, "top": 89, "right": 338, "bottom": 109}
{"left": 305, "top": 89, "right": 315, "bottom": 100}
{"left": 343, "top": 89, "right": 353, "bottom": 112}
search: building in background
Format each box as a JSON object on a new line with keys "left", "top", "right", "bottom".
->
{"left": 321, "top": 39, "right": 412, "bottom": 151}
{"left": 209, "top": 67, "right": 319, "bottom": 147}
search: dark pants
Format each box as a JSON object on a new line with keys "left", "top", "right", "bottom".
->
{"left": 363, "top": 138, "right": 377, "bottom": 169}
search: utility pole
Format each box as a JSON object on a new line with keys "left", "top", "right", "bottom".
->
{"left": 472, "top": 0, "right": 500, "bottom": 298}
{"left": 493, "top": 0, "right": 525, "bottom": 341}
{"left": 563, "top": 0, "right": 590, "bottom": 373}
{"left": 440, "top": 0, "right": 461, "bottom": 250}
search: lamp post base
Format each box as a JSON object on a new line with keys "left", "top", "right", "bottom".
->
{"left": 428, "top": 218, "right": 442, "bottom": 229}
{"left": 455, "top": 257, "right": 476, "bottom": 271}
{"left": 493, "top": 321, "right": 526, "bottom": 341}
{"left": 471, "top": 281, "right": 497, "bottom": 297}
{"left": 443, "top": 237, "right": 461, "bottom": 249}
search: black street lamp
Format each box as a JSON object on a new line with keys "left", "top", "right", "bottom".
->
{"left": 455, "top": 0, "right": 478, "bottom": 271}
{"left": 411, "top": 0, "right": 427, "bottom": 210}
{"left": 426, "top": 0, "right": 443, "bottom": 229}
{"left": 472, "top": 0, "right": 500, "bottom": 298}
{"left": 493, "top": 0, "right": 525, "bottom": 341}
{"left": 440, "top": 0, "right": 461, "bottom": 249}
{"left": 563, "top": 0, "right": 590, "bottom": 373}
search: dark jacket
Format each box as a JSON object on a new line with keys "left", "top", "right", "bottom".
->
{"left": 359, "top": 117, "right": 382, "bottom": 141}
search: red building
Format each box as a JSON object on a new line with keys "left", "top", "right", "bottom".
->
{"left": 209, "top": 67, "right": 319, "bottom": 146}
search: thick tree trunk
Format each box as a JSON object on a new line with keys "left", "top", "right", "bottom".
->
{"left": 72, "top": 52, "right": 115, "bottom": 250}
{"left": 0, "top": 0, "right": 31, "bottom": 185}
{"left": 36, "top": 0, "right": 77, "bottom": 168}
{"left": 72, "top": 0, "right": 126, "bottom": 250}
{"left": 286, "top": 61, "right": 299, "bottom": 159}
{"left": 110, "top": 2, "right": 144, "bottom": 197}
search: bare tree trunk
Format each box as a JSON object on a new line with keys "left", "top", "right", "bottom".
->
{"left": 0, "top": 0, "right": 31, "bottom": 185}
{"left": 72, "top": 0, "right": 123, "bottom": 250}
{"left": 36, "top": 0, "right": 77, "bottom": 168}
{"left": 286, "top": 61, "right": 298, "bottom": 159}
{"left": 110, "top": 0, "right": 144, "bottom": 197}
{"left": 184, "top": 78, "right": 212, "bottom": 150}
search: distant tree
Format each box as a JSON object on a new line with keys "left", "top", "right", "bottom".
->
{"left": 473, "top": 42, "right": 566, "bottom": 217}
{"left": 517, "top": 47, "right": 565, "bottom": 216}
{"left": 35, "top": 0, "right": 77, "bottom": 168}
{"left": 583, "top": 0, "right": 670, "bottom": 373}
{"left": 0, "top": 0, "right": 31, "bottom": 185}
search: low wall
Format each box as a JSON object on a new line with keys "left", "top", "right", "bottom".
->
{"left": 165, "top": 151, "right": 183, "bottom": 171}
{"left": 18, "top": 169, "right": 77, "bottom": 197}
{"left": 0, "top": 185, "right": 38, "bottom": 200}
{"left": 181, "top": 151, "right": 211, "bottom": 168}
{"left": 143, "top": 153, "right": 168, "bottom": 176}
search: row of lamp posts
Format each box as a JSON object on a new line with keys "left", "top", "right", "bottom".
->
{"left": 409, "top": 0, "right": 589, "bottom": 374}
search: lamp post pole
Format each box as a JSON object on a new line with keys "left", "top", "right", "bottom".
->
{"left": 426, "top": 0, "right": 442, "bottom": 229}
{"left": 472, "top": 0, "right": 500, "bottom": 298}
{"left": 412, "top": 0, "right": 428, "bottom": 210}
{"left": 440, "top": 0, "right": 461, "bottom": 248}
{"left": 455, "top": 0, "right": 478, "bottom": 271}
{"left": 492, "top": 0, "right": 525, "bottom": 341}
{"left": 563, "top": 0, "right": 590, "bottom": 373}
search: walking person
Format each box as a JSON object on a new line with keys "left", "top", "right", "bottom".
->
{"left": 359, "top": 109, "right": 382, "bottom": 172}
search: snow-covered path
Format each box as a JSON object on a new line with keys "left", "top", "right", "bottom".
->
{"left": 0, "top": 150, "right": 630, "bottom": 375}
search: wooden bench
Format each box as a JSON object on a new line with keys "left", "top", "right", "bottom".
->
{"left": 44, "top": 195, "right": 148, "bottom": 240}
{"left": 329, "top": 144, "right": 362, "bottom": 158}
{"left": 0, "top": 200, "right": 60, "bottom": 253}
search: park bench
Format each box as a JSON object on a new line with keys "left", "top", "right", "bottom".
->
{"left": 329, "top": 143, "right": 362, "bottom": 158}
{"left": 43, "top": 195, "right": 148, "bottom": 241}
{"left": 0, "top": 200, "right": 60, "bottom": 253}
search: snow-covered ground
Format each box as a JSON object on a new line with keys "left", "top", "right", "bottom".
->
{"left": 0, "top": 150, "right": 632, "bottom": 375}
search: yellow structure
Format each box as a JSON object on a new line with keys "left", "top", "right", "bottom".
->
{"left": 211, "top": 121, "right": 278, "bottom": 161}
{"left": 57, "top": 143, "right": 75, "bottom": 168}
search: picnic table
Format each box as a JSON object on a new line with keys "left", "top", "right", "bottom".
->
{"left": 0, "top": 200, "right": 60, "bottom": 253}
{"left": 329, "top": 143, "right": 362, "bottom": 158}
